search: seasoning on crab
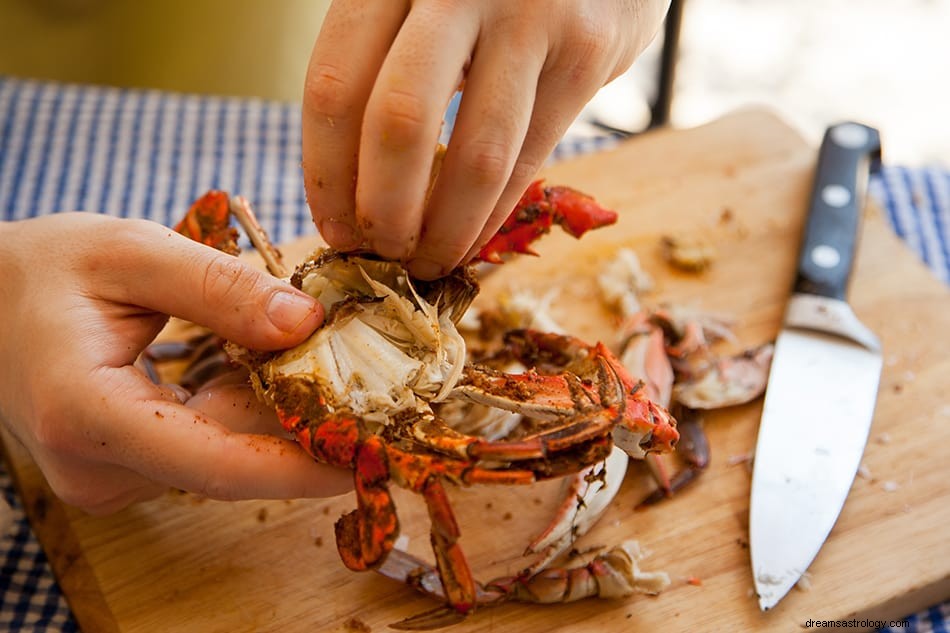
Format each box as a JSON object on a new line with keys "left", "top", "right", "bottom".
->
{"left": 225, "top": 247, "right": 678, "bottom": 625}
{"left": 244, "top": 250, "right": 477, "bottom": 428}
{"left": 167, "top": 186, "right": 676, "bottom": 628}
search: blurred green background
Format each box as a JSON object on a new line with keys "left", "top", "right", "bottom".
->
{"left": 0, "top": 0, "right": 331, "bottom": 101}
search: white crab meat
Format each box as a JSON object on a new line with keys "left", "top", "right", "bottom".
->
{"left": 249, "top": 253, "right": 469, "bottom": 429}
{"left": 493, "top": 287, "right": 565, "bottom": 334}
{"left": 597, "top": 247, "right": 654, "bottom": 318}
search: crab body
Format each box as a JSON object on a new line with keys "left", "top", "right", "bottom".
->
{"left": 225, "top": 250, "right": 676, "bottom": 617}
{"left": 167, "top": 184, "right": 676, "bottom": 625}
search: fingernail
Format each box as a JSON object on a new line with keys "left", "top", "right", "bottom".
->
{"left": 407, "top": 258, "right": 444, "bottom": 280}
{"left": 320, "top": 219, "right": 361, "bottom": 250}
{"left": 267, "top": 291, "right": 319, "bottom": 333}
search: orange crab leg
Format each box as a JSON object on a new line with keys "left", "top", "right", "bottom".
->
{"left": 421, "top": 477, "right": 476, "bottom": 615}
{"left": 406, "top": 404, "right": 623, "bottom": 464}
{"left": 453, "top": 368, "right": 603, "bottom": 422}
{"left": 599, "top": 349, "right": 679, "bottom": 455}
{"left": 277, "top": 406, "right": 399, "bottom": 571}
{"left": 334, "top": 436, "right": 399, "bottom": 570}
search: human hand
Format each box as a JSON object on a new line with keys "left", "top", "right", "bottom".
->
{"left": 0, "top": 213, "right": 352, "bottom": 515}
{"left": 302, "top": 0, "right": 670, "bottom": 279}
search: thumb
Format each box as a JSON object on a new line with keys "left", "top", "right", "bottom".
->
{"left": 104, "top": 223, "right": 323, "bottom": 350}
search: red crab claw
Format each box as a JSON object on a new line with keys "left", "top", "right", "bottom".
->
{"left": 493, "top": 330, "right": 679, "bottom": 459}
{"left": 637, "top": 405, "right": 709, "bottom": 508}
{"left": 476, "top": 180, "right": 618, "bottom": 264}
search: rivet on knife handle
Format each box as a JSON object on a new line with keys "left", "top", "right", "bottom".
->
{"left": 793, "top": 122, "right": 881, "bottom": 301}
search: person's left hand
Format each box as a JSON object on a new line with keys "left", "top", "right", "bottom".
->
{"left": 0, "top": 213, "right": 351, "bottom": 515}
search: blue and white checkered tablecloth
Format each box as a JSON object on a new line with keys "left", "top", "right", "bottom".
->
{"left": 1, "top": 76, "right": 948, "bottom": 632}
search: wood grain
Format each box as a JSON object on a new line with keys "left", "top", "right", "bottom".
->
{"left": 4, "top": 109, "right": 949, "bottom": 632}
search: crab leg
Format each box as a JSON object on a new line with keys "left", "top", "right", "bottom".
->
{"left": 276, "top": 403, "right": 399, "bottom": 570}
{"left": 173, "top": 190, "right": 241, "bottom": 255}
{"left": 523, "top": 445, "right": 629, "bottom": 574}
{"left": 334, "top": 435, "right": 399, "bottom": 570}
{"left": 619, "top": 313, "right": 675, "bottom": 408}
{"left": 420, "top": 477, "right": 476, "bottom": 616}
{"left": 228, "top": 195, "right": 287, "bottom": 278}
{"left": 406, "top": 409, "right": 620, "bottom": 463}
{"left": 452, "top": 366, "right": 608, "bottom": 423}
{"left": 173, "top": 190, "right": 287, "bottom": 277}
{"left": 381, "top": 541, "right": 670, "bottom": 629}
{"left": 423, "top": 337, "right": 677, "bottom": 465}
{"left": 637, "top": 406, "right": 709, "bottom": 507}
{"left": 615, "top": 313, "right": 679, "bottom": 495}
{"left": 673, "top": 343, "right": 774, "bottom": 410}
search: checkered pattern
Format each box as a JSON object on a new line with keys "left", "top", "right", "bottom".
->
{"left": 0, "top": 75, "right": 947, "bottom": 631}
{"left": 1, "top": 468, "right": 77, "bottom": 631}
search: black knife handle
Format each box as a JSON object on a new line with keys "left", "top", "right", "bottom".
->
{"left": 793, "top": 122, "right": 882, "bottom": 300}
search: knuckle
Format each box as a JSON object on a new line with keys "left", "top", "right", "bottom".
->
{"left": 197, "top": 476, "right": 228, "bottom": 501}
{"left": 303, "top": 62, "right": 358, "bottom": 122}
{"left": 428, "top": 237, "right": 473, "bottom": 267}
{"left": 508, "top": 156, "right": 544, "bottom": 186}
{"left": 200, "top": 254, "right": 262, "bottom": 308}
{"left": 561, "top": 19, "right": 613, "bottom": 75}
{"left": 458, "top": 138, "right": 515, "bottom": 186}
{"left": 371, "top": 89, "right": 430, "bottom": 147}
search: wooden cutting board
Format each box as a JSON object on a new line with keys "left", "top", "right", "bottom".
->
{"left": 4, "top": 109, "right": 949, "bottom": 632}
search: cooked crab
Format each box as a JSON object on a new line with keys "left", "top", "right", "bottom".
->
{"left": 161, "top": 186, "right": 678, "bottom": 628}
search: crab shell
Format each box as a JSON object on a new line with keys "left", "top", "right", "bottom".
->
{"left": 228, "top": 250, "right": 479, "bottom": 430}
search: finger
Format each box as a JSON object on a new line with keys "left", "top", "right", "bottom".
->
{"left": 406, "top": 26, "right": 547, "bottom": 279}
{"left": 185, "top": 383, "right": 285, "bottom": 436}
{"left": 356, "top": 1, "right": 480, "bottom": 260}
{"left": 302, "top": 0, "right": 410, "bottom": 250}
{"left": 89, "top": 367, "right": 352, "bottom": 500}
{"left": 459, "top": 55, "right": 613, "bottom": 263}
{"left": 96, "top": 222, "right": 323, "bottom": 351}
{"left": 193, "top": 368, "right": 252, "bottom": 391}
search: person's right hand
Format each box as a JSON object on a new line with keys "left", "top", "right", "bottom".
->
{"left": 302, "top": 0, "right": 670, "bottom": 279}
{"left": 0, "top": 213, "right": 352, "bottom": 515}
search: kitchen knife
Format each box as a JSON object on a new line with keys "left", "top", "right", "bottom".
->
{"left": 750, "top": 122, "right": 883, "bottom": 611}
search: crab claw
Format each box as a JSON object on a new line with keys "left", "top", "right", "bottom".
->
{"left": 476, "top": 180, "right": 618, "bottom": 264}
{"left": 490, "top": 329, "right": 679, "bottom": 459}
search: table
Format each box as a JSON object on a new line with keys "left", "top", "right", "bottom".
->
{"left": 1, "top": 75, "right": 948, "bottom": 632}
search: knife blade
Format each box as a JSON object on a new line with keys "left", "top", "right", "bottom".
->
{"left": 750, "top": 122, "right": 883, "bottom": 611}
